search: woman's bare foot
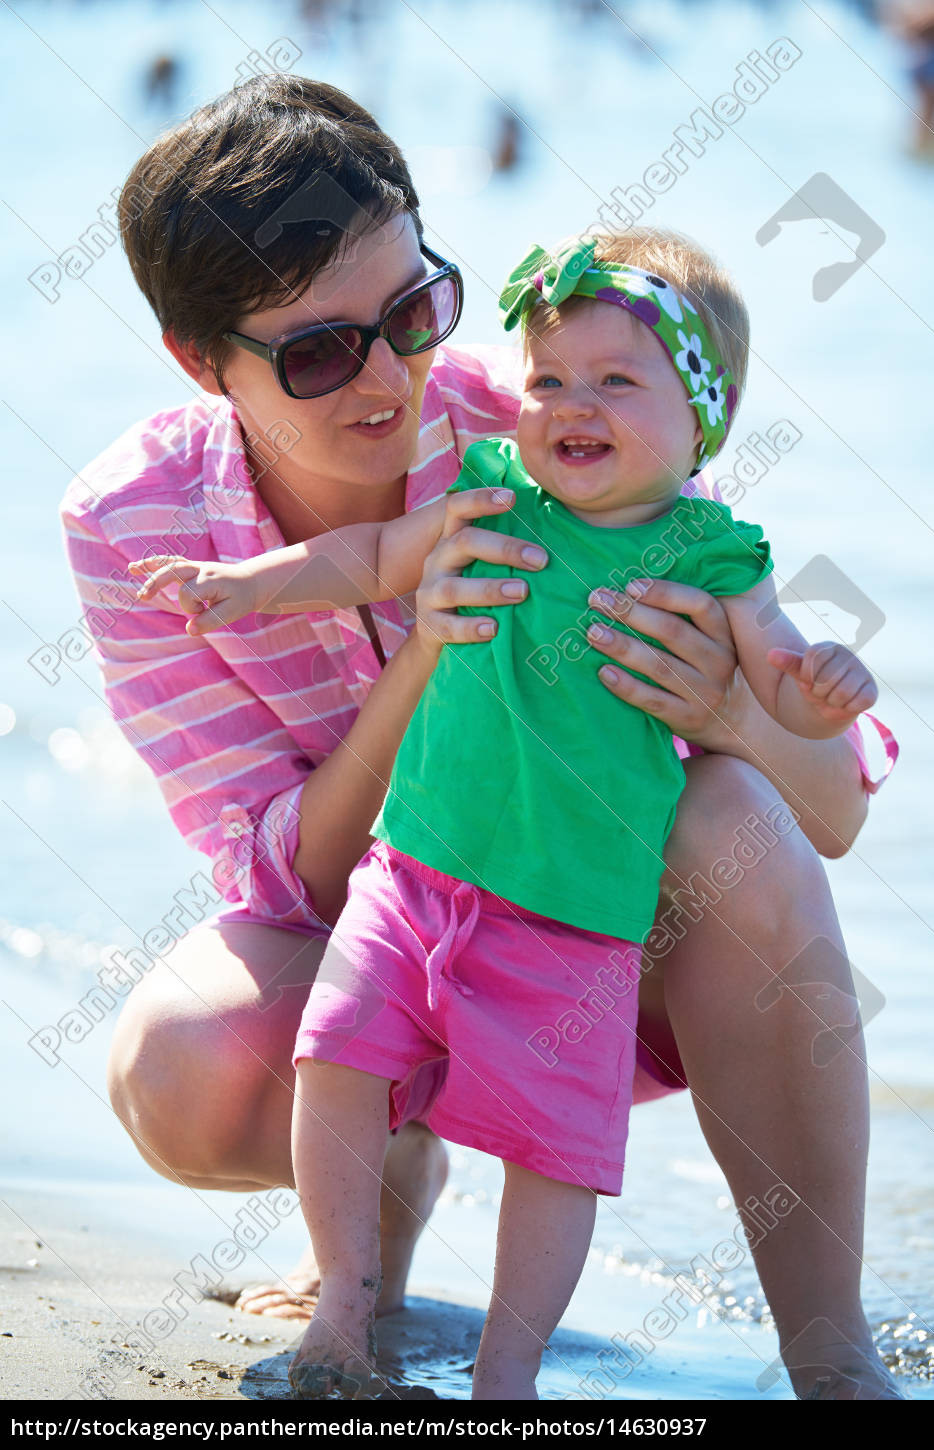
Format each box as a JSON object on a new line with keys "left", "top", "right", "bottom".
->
{"left": 235, "top": 1241, "right": 320, "bottom": 1319}
{"left": 288, "top": 1292, "right": 380, "bottom": 1400}
{"left": 783, "top": 1323, "right": 907, "bottom": 1400}
{"left": 237, "top": 1123, "right": 449, "bottom": 1321}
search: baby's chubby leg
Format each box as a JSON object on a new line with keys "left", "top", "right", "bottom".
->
{"left": 473, "top": 1164, "right": 597, "bottom": 1400}
{"left": 289, "top": 1060, "right": 390, "bottom": 1398}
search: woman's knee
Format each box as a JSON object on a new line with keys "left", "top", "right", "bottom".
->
{"left": 107, "top": 966, "right": 232, "bottom": 1180}
{"left": 662, "top": 754, "right": 827, "bottom": 940}
{"left": 106, "top": 930, "right": 294, "bottom": 1183}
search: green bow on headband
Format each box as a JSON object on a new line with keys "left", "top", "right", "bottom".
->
{"left": 498, "top": 236, "right": 737, "bottom": 472}
{"left": 498, "top": 238, "right": 600, "bottom": 329}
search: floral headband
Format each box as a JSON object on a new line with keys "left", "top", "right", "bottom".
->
{"left": 499, "top": 237, "right": 738, "bottom": 472}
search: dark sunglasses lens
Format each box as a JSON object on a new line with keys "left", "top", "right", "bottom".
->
{"left": 282, "top": 326, "right": 365, "bottom": 397}
{"left": 387, "top": 275, "right": 460, "bottom": 355}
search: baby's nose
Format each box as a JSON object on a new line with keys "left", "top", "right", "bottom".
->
{"left": 554, "top": 391, "right": 596, "bottom": 416}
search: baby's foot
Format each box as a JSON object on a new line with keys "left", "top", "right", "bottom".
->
{"left": 472, "top": 1349, "right": 539, "bottom": 1400}
{"left": 288, "top": 1300, "right": 380, "bottom": 1400}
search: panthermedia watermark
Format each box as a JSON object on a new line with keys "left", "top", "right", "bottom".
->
{"left": 754, "top": 554, "right": 885, "bottom": 654}
{"left": 593, "top": 40, "right": 802, "bottom": 235}
{"left": 578, "top": 1183, "right": 801, "bottom": 1398}
{"left": 756, "top": 173, "right": 885, "bottom": 301}
{"left": 754, "top": 935, "right": 885, "bottom": 1068}
{"left": 26, "top": 39, "right": 303, "bottom": 305}
{"left": 68, "top": 1186, "right": 299, "bottom": 1400}
{"left": 26, "top": 817, "right": 299, "bottom": 1068}
{"left": 26, "top": 425, "right": 302, "bottom": 687}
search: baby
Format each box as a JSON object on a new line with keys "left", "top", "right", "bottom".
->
{"left": 133, "top": 229, "right": 877, "bottom": 1400}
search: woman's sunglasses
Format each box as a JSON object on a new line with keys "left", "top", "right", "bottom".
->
{"left": 223, "top": 245, "right": 463, "bottom": 400}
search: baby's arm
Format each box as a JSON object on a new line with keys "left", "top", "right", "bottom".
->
{"left": 130, "top": 487, "right": 515, "bottom": 635}
{"left": 721, "top": 576, "right": 878, "bottom": 739}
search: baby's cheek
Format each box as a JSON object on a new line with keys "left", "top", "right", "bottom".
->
{"left": 516, "top": 404, "right": 544, "bottom": 458}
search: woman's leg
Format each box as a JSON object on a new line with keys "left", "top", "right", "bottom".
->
{"left": 288, "top": 1060, "right": 388, "bottom": 1398}
{"left": 105, "top": 918, "right": 447, "bottom": 1315}
{"left": 640, "top": 753, "right": 900, "bottom": 1398}
{"left": 472, "top": 1164, "right": 597, "bottom": 1400}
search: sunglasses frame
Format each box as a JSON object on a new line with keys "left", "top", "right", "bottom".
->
{"left": 222, "top": 245, "right": 464, "bottom": 400}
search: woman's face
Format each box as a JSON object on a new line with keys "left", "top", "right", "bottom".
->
{"left": 214, "top": 212, "right": 438, "bottom": 499}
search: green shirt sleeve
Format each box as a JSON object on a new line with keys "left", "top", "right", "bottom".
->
{"left": 688, "top": 499, "right": 774, "bottom": 598}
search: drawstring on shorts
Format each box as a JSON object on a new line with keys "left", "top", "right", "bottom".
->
{"left": 423, "top": 880, "right": 480, "bottom": 1010}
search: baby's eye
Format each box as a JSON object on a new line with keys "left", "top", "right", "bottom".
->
{"left": 531, "top": 375, "right": 561, "bottom": 389}
{"left": 604, "top": 374, "right": 633, "bottom": 386}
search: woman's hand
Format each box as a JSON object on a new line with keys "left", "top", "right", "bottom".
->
{"left": 585, "top": 577, "right": 740, "bottom": 747}
{"left": 413, "top": 489, "right": 549, "bottom": 660}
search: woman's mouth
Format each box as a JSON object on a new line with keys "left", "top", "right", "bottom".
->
{"left": 347, "top": 406, "right": 407, "bottom": 439}
{"left": 554, "top": 437, "right": 613, "bottom": 466}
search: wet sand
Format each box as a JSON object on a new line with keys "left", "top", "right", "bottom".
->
{"left": 4, "top": 949, "right": 933, "bottom": 1403}
{"left": 1, "top": 1180, "right": 794, "bottom": 1402}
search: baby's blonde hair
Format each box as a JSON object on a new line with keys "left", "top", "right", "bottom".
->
{"left": 524, "top": 226, "right": 750, "bottom": 417}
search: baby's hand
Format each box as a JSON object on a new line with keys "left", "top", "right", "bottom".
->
{"left": 129, "top": 555, "right": 263, "bottom": 635}
{"left": 767, "top": 641, "right": 878, "bottom": 726}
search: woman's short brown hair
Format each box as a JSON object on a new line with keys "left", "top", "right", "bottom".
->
{"left": 525, "top": 226, "right": 750, "bottom": 411}
{"left": 119, "top": 75, "right": 422, "bottom": 383}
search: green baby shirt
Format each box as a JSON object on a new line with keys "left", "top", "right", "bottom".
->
{"left": 372, "top": 438, "right": 773, "bottom": 941}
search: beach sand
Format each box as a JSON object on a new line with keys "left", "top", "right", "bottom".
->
{"left": 4, "top": 944, "right": 933, "bottom": 1403}
{"left": 1, "top": 1177, "right": 797, "bottom": 1403}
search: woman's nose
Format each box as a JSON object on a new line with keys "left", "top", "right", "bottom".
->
{"left": 355, "top": 335, "right": 411, "bottom": 397}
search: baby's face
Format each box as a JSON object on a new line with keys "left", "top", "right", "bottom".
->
{"left": 516, "top": 299, "right": 704, "bottom": 525}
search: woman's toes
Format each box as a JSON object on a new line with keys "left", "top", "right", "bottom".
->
{"left": 236, "top": 1285, "right": 318, "bottom": 1318}
{"left": 261, "top": 1299, "right": 318, "bottom": 1321}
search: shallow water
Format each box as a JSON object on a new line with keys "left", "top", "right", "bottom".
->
{"left": 1, "top": 0, "right": 933, "bottom": 1400}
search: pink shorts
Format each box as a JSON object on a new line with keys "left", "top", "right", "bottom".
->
{"left": 210, "top": 905, "right": 686, "bottom": 1112}
{"left": 292, "top": 841, "right": 644, "bottom": 1195}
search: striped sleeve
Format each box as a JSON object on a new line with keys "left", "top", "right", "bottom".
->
{"left": 61, "top": 493, "right": 321, "bottom": 926}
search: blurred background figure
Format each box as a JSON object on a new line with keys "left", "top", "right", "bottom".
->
{"left": 143, "top": 52, "right": 181, "bottom": 111}
{"left": 886, "top": 1, "right": 934, "bottom": 155}
{"left": 572, "top": 0, "right": 607, "bottom": 19}
{"left": 301, "top": 0, "right": 342, "bottom": 28}
{"left": 491, "top": 107, "right": 522, "bottom": 174}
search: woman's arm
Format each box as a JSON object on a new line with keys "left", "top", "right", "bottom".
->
{"left": 584, "top": 577, "right": 875, "bottom": 858}
{"left": 63, "top": 499, "right": 322, "bottom": 924}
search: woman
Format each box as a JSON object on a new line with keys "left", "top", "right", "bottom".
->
{"left": 62, "top": 75, "right": 898, "bottom": 1399}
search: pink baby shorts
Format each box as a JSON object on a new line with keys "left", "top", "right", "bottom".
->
{"left": 293, "top": 839, "right": 643, "bottom": 1194}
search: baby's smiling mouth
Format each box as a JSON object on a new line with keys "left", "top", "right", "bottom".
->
{"left": 555, "top": 436, "right": 613, "bottom": 461}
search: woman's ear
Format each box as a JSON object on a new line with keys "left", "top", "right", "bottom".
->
{"left": 163, "top": 330, "right": 225, "bottom": 396}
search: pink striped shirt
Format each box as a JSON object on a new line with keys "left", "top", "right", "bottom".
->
{"left": 61, "top": 343, "right": 895, "bottom": 925}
